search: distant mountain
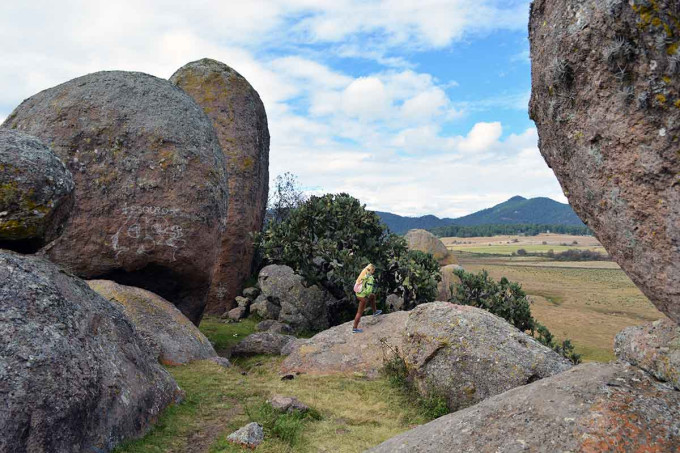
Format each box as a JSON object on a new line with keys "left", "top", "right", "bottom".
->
{"left": 375, "top": 196, "right": 585, "bottom": 234}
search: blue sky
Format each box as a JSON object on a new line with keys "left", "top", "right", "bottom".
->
{"left": 0, "top": 0, "right": 566, "bottom": 217}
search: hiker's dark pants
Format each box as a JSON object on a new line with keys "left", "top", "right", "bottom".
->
{"left": 353, "top": 294, "right": 377, "bottom": 328}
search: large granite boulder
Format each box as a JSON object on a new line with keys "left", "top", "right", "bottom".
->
{"left": 281, "top": 311, "right": 409, "bottom": 378}
{"left": 258, "top": 264, "right": 336, "bottom": 332}
{"left": 436, "top": 264, "right": 463, "bottom": 301}
{"left": 404, "top": 229, "right": 458, "bottom": 266}
{"left": 615, "top": 318, "right": 679, "bottom": 390}
{"left": 368, "top": 362, "right": 680, "bottom": 452}
{"left": 0, "top": 251, "right": 182, "bottom": 453}
{"left": 403, "top": 302, "right": 572, "bottom": 411}
{"left": 0, "top": 129, "right": 74, "bottom": 253}
{"left": 171, "top": 59, "right": 269, "bottom": 316}
{"left": 529, "top": 0, "right": 680, "bottom": 323}
{"left": 3, "top": 71, "right": 229, "bottom": 325}
{"left": 87, "top": 280, "right": 217, "bottom": 366}
{"left": 282, "top": 302, "right": 571, "bottom": 406}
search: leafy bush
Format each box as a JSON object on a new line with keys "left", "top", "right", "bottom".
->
{"left": 258, "top": 193, "right": 440, "bottom": 313}
{"left": 451, "top": 269, "right": 581, "bottom": 364}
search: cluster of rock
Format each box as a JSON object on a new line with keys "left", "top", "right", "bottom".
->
{"left": 0, "top": 58, "right": 269, "bottom": 452}
{"left": 248, "top": 264, "right": 340, "bottom": 332}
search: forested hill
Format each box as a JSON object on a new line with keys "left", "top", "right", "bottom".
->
{"left": 375, "top": 196, "right": 586, "bottom": 235}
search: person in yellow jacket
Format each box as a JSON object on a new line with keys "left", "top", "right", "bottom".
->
{"left": 352, "top": 263, "right": 382, "bottom": 333}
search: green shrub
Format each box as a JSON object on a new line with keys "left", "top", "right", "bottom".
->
{"left": 258, "top": 193, "right": 440, "bottom": 315}
{"left": 451, "top": 269, "right": 581, "bottom": 364}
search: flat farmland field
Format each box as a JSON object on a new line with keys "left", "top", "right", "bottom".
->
{"left": 443, "top": 234, "right": 665, "bottom": 362}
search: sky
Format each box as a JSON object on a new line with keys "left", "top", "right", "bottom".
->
{"left": 0, "top": 0, "right": 568, "bottom": 218}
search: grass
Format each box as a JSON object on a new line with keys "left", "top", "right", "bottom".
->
{"left": 198, "top": 317, "right": 260, "bottom": 354}
{"left": 447, "top": 244, "right": 605, "bottom": 256}
{"left": 114, "top": 321, "right": 431, "bottom": 453}
{"left": 456, "top": 251, "right": 665, "bottom": 362}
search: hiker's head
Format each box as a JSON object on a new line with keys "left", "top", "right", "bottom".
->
{"left": 366, "top": 264, "right": 375, "bottom": 274}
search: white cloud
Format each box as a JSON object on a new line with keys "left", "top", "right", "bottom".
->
{"left": 458, "top": 122, "right": 503, "bottom": 153}
{"left": 0, "top": 0, "right": 565, "bottom": 218}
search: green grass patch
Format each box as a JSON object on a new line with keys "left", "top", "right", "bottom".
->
{"left": 199, "top": 316, "right": 259, "bottom": 354}
{"left": 449, "top": 244, "right": 605, "bottom": 256}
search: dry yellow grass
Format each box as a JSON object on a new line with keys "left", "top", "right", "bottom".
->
{"left": 457, "top": 252, "right": 665, "bottom": 362}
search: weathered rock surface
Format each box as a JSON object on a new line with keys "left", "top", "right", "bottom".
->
{"left": 281, "top": 311, "right": 409, "bottom": 378}
{"left": 3, "top": 71, "right": 229, "bottom": 325}
{"left": 385, "top": 293, "right": 405, "bottom": 312}
{"left": 436, "top": 264, "right": 463, "bottom": 301}
{"left": 231, "top": 332, "right": 297, "bottom": 356}
{"left": 529, "top": 0, "right": 680, "bottom": 323}
{"left": 207, "top": 356, "right": 232, "bottom": 368}
{"left": 268, "top": 395, "right": 309, "bottom": 413}
{"left": 229, "top": 306, "right": 248, "bottom": 321}
{"left": 235, "top": 295, "right": 250, "bottom": 308}
{"left": 403, "top": 302, "right": 572, "bottom": 411}
{"left": 615, "top": 318, "right": 679, "bottom": 390}
{"left": 171, "top": 59, "right": 269, "bottom": 316}
{"left": 227, "top": 422, "right": 264, "bottom": 448}
{"left": 243, "top": 286, "right": 260, "bottom": 300}
{"left": 256, "top": 319, "right": 294, "bottom": 335}
{"left": 0, "top": 129, "right": 74, "bottom": 253}
{"left": 404, "top": 229, "right": 458, "bottom": 266}
{"left": 258, "top": 264, "right": 337, "bottom": 332}
{"left": 0, "top": 251, "right": 181, "bottom": 453}
{"left": 368, "top": 362, "right": 680, "bottom": 453}
{"left": 87, "top": 280, "right": 217, "bottom": 365}
{"left": 251, "top": 293, "right": 281, "bottom": 319}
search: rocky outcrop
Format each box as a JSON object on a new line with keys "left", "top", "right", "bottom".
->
{"left": 529, "top": 0, "right": 680, "bottom": 323}
{"left": 0, "top": 129, "right": 74, "bottom": 253}
{"left": 281, "top": 311, "right": 409, "bottom": 378}
{"left": 368, "top": 362, "right": 680, "bottom": 452}
{"left": 171, "top": 59, "right": 269, "bottom": 316}
{"left": 0, "top": 251, "right": 181, "bottom": 453}
{"left": 3, "top": 71, "right": 229, "bottom": 325}
{"left": 615, "top": 318, "right": 679, "bottom": 390}
{"left": 403, "top": 302, "right": 572, "bottom": 411}
{"left": 87, "top": 280, "right": 217, "bottom": 366}
{"left": 256, "top": 319, "right": 294, "bottom": 334}
{"left": 404, "top": 229, "right": 458, "bottom": 266}
{"left": 436, "top": 264, "right": 463, "bottom": 301}
{"left": 231, "top": 332, "right": 297, "bottom": 357}
{"left": 257, "top": 264, "right": 337, "bottom": 332}
{"left": 282, "top": 302, "right": 571, "bottom": 408}
{"left": 251, "top": 293, "right": 281, "bottom": 319}
{"left": 268, "top": 395, "right": 310, "bottom": 413}
{"left": 385, "top": 293, "right": 405, "bottom": 312}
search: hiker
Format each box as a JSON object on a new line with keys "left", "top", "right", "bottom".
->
{"left": 352, "top": 263, "right": 382, "bottom": 333}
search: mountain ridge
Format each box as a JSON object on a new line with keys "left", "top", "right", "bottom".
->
{"left": 375, "top": 196, "right": 585, "bottom": 235}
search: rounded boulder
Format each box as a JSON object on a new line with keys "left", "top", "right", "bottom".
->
{"left": 87, "top": 280, "right": 217, "bottom": 366}
{"left": 529, "top": 0, "right": 680, "bottom": 322}
{"left": 404, "top": 229, "right": 458, "bottom": 266}
{"left": 3, "top": 71, "right": 229, "bottom": 324}
{"left": 171, "top": 59, "right": 269, "bottom": 316}
{"left": 0, "top": 129, "right": 74, "bottom": 252}
{"left": 0, "top": 251, "right": 182, "bottom": 453}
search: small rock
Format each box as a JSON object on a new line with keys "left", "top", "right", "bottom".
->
{"left": 385, "top": 294, "right": 405, "bottom": 312}
{"left": 250, "top": 294, "right": 281, "bottom": 319}
{"left": 227, "top": 306, "right": 247, "bottom": 321}
{"left": 281, "top": 374, "right": 295, "bottom": 381}
{"left": 243, "top": 287, "right": 260, "bottom": 300}
{"left": 207, "top": 357, "right": 232, "bottom": 368}
{"left": 268, "top": 395, "right": 309, "bottom": 413}
{"left": 256, "top": 319, "right": 293, "bottom": 334}
{"left": 226, "top": 422, "right": 264, "bottom": 449}
{"left": 235, "top": 296, "right": 250, "bottom": 308}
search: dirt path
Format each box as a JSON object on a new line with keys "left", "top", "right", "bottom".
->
{"left": 184, "top": 401, "right": 244, "bottom": 453}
